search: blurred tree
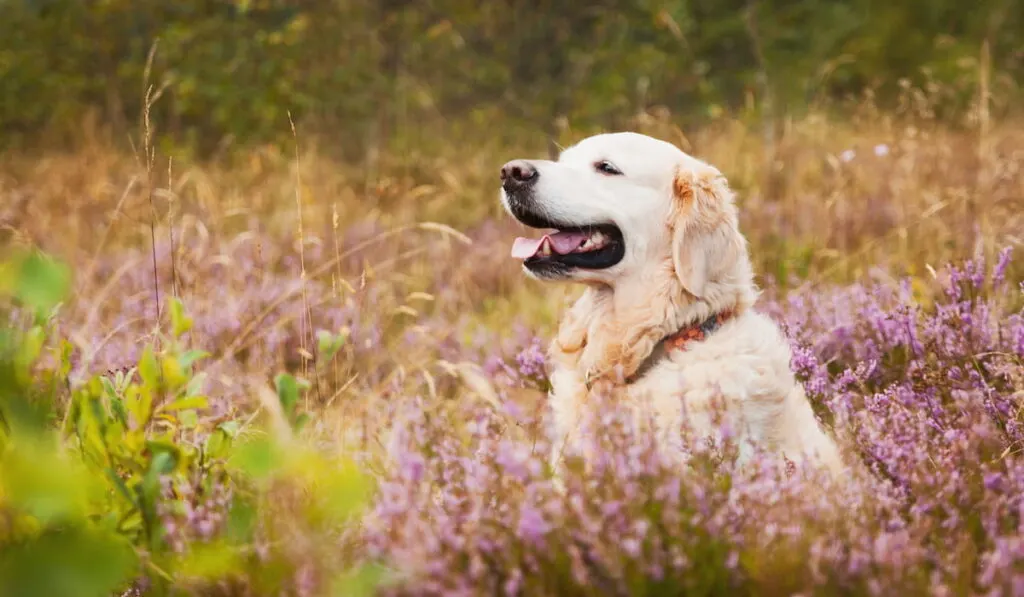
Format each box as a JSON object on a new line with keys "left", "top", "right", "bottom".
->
{"left": 0, "top": 0, "right": 1021, "bottom": 154}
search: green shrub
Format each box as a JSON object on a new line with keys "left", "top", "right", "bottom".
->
{"left": 0, "top": 250, "right": 381, "bottom": 597}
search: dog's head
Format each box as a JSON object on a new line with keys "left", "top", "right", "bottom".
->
{"left": 500, "top": 132, "right": 748, "bottom": 300}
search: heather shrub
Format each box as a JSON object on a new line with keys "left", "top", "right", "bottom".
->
{"left": 366, "top": 248, "right": 1023, "bottom": 596}
{"left": 5, "top": 227, "right": 1018, "bottom": 597}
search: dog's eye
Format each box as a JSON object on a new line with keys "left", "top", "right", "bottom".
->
{"left": 594, "top": 160, "right": 623, "bottom": 176}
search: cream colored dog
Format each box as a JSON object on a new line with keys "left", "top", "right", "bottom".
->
{"left": 499, "top": 132, "right": 843, "bottom": 477}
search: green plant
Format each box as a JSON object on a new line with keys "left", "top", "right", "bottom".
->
{"left": 0, "top": 250, "right": 380, "bottom": 596}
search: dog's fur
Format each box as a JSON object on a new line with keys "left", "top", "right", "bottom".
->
{"left": 500, "top": 132, "right": 844, "bottom": 477}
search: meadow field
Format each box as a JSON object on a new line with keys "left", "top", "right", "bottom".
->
{"left": 2, "top": 2, "right": 1024, "bottom": 590}
{"left": 2, "top": 92, "right": 1023, "bottom": 596}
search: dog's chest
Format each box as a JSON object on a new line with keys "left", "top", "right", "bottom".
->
{"left": 623, "top": 316, "right": 795, "bottom": 414}
{"left": 547, "top": 312, "right": 798, "bottom": 453}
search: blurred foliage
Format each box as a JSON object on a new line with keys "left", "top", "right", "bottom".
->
{"left": 1, "top": 0, "right": 1022, "bottom": 155}
{"left": 0, "top": 250, "right": 380, "bottom": 597}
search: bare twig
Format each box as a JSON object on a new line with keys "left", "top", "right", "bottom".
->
{"left": 167, "top": 156, "right": 179, "bottom": 298}
{"left": 288, "top": 112, "right": 324, "bottom": 407}
{"left": 142, "top": 41, "right": 162, "bottom": 332}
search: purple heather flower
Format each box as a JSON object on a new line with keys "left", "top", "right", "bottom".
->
{"left": 43, "top": 217, "right": 1024, "bottom": 596}
{"left": 516, "top": 504, "right": 550, "bottom": 545}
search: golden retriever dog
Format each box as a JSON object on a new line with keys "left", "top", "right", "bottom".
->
{"left": 499, "top": 132, "right": 844, "bottom": 478}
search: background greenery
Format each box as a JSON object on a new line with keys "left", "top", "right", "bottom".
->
{"left": 3, "top": 0, "right": 1023, "bottom": 156}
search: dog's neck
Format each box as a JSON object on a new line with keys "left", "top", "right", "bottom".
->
{"left": 552, "top": 263, "right": 758, "bottom": 386}
{"left": 624, "top": 306, "right": 738, "bottom": 385}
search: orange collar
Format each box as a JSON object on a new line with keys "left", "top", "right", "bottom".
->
{"left": 625, "top": 308, "right": 737, "bottom": 384}
{"left": 662, "top": 309, "right": 736, "bottom": 351}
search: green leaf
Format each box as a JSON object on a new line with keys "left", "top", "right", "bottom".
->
{"left": 1, "top": 251, "right": 71, "bottom": 320}
{"left": 229, "top": 436, "right": 280, "bottom": 481}
{"left": 113, "top": 367, "right": 135, "bottom": 390}
{"left": 138, "top": 344, "right": 160, "bottom": 391}
{"left": 274, "top": 373, "right": 300, "bottom": 415}
{"left": 58, "top": 338, "right": 74, "bottom": 378}
{"left": 160, "top": 355, "right": 188, "bottom": 390}
{"left": 217, "top": 420, "right": 241, "bottom": 438}
{"left": 15, "top": 325, "right": 45, "bottom": 373}
{"left": 125, "top": 385, "right": 153, "bottom": 430}
{"left": 71, "top": 397, "right": 103, "bottom": 464}
{"left": 168, "top": 296, "right": 194, "bottom": 338}
{"left": 205, "top": 429, "right": 230, "bottom": 459}
{"left": 293, "top": 412, "right": 312, "bottom": 432}
{"left": 329, "top": 563, "right": 389, "bottom": 597}
{"left": 0, "top": 442, "right": 94, "bottom": 525}
{"left": 149, "top": 449, "right": 176, "bottom": 479}
{"left": 317, "top": 459, "right": 372, "bottom": 523}
{"left": 99, "top": 375, "right": 118, "bottom": 400}
{"left": 140, "top": 451, "right": 176, "bottom": 544}
{"left": 174, "top": 540, "right": 242, "bottom": 581}
{"left": 185, "top": 370, "right": 208, "bottom": 397}
{"left": 179, "top": 409, "right": 199, "bottom": 429}
{"left": 0, "top": 526, "right": 137, "bottom": 597}
{"left": 178, "top": 349, "right": 210, "bottom": 370}
{"left": 105, "top": 467, "right": 137, "bottom": 510}
{"left": 316, "top": 328, "right": 347, "bottom": 362}
{"left": 109, "top": 392, "right": 129, "bottom": 427}
{"left": 145, "top": 439, "right": 182, "bottom": 465}
{"left": 157, "top": 395, "right": 209, "bottom": 412}
{"left": 224, "top": 496, "right": 256, "bottom": 543}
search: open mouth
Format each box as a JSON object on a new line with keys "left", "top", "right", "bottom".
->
{"left": 510, "top": 222, "right": 625, "bottom": 272}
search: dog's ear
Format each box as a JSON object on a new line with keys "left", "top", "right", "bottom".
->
{"left": 670, "top": 166, "right": 742, "bottom": 299}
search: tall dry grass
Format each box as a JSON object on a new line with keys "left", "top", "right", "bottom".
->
{"left": 6, "top": 102, "right": 1022, "bottom": 281}
{"left": 1, "top": 102, "right": 1020, "bottom": 447}
{"left": 0, "top": 85, "right": 1021, "bottom": 415}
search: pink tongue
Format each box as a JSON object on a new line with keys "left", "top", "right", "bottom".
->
{"left": 511, "top": 237, "right": 544, "bottom": 259}
{"left": 510, "top": 231, "right": 590, "bottom": 260}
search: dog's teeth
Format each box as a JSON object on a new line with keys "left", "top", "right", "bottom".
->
{"left": 539, "top": 239, "right": 553, "bottom": 256}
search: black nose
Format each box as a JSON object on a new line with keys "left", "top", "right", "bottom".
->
{"left": 500, "top": 160, "right": 538, "bottom": 190}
